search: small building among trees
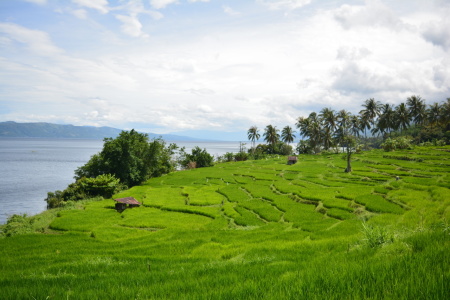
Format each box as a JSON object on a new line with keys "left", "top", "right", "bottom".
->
{"left": 114, "top": 197, "right": 141, "bottom": 211}
{"left": 287, "top": 156, "right": 298, "bottom": 165}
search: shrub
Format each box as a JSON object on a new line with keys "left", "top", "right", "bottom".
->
{"left": 234, "top": 151, "right": 248, "bottom": 161}
{"left": 179, "top": 146, "right": 214, "bottom": 169}
{"left": 361, "top": 222, "right": 394, "bottom": 248}
{"left": 2, "top": 214, "right": 34, "bottom": 237}
{"left": 46, "top": 174, "right": 122, "bottom": 208}
{"left": 75, "top": 131, "right": 177, "bottom": 186}
{"left": 223, "top": 152, "right": 235, "bottom": 162}
{"left": 381, "top": 136, "right": 413, "bottom": 152}
{"left": 296, "top": 140, "right": 313, "bottom": 154}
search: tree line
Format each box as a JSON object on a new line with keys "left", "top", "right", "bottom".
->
{"left": 247, "top": 96, "right": 450, "bottom": 155}
{"left": 45, "top": 95, "right": 449, "bottom": 208}
{"left": 45, "top": 130, "right": 214, "bottom": 208}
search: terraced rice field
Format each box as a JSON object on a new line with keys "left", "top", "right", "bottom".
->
{"left": 0, "top": 147, "right": 449, "bottom": 299}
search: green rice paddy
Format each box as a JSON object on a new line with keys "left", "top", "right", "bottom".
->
{"left": 1, "top": 146, "right": 449, "bottom": 299}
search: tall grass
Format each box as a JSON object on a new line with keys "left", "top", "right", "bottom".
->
{"left": 1, "top": 146, "right": 449, "bottom": 299}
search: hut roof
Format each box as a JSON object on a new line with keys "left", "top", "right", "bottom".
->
{"left": 288, "top": 156, "right": 298, "bottom": 161}
{"left": 114, "top": 197, "right": 141, "bottom": 205}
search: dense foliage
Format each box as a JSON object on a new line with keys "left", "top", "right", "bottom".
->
{"left": 45, "top": 130, "right": 180, "bottom": 208}
{"left": 178, "top": 146, "right": 214, "bottom": 169}
{"left": 1, "top": 146, "right": 448, "bottom": 299}
{"left": 45, "top": 174, "right": 122, "bottom": 208}
{"left": 248, "top": 96, "right": 450, "bottom": 157}
{"left": 75, "top": 130, "right": 178, "bottom": 186}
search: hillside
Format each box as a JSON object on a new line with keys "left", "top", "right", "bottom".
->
{"left": 0, "top": 147, "right": 449, "bottom": 299}
{"left": 0, "top": 121, "right": 207, "bottom": 141}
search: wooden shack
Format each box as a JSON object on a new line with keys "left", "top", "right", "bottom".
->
{"left": 287, "top": 156, "right": 298, "bottom": 165}
{"left": 114, "top": 197, "right": 141, "bottom": 211}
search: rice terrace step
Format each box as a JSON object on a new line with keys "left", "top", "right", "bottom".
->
{"left": 0, "top": 146, "right": 449, "bottom": 299}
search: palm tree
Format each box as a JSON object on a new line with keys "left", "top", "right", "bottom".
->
{"left": 350, "top": 115, "right": 361, "bottom": 137}
{"left": 407, "top": 95, "right": 427, "bottom": 126}
{"left": 307, "top": 112, "right": 323, "bottom": 153}
{"left": 319, "top": 108, "right": 337, "bottom": 131}
{"left": 395, "top": 103, "right": 410, "bottom": 134}
{"left": 281, "top": 126, "right": 296, "bottom": 144}
{"left": 359, "top": 112, "right": 371, "bottom": 139}
{"left": 336, "top": 110, "right": 351, "bottom": 152}
{"left": 360, "top": 98, "right": 382, "bottom": 129}
{"left": 442, "top": 98, "right": 450, "bottom": 127}
{"left": 296, "top": 116, "right": 310, "bottom": 140}
{"left": 263, "top": 125, "right": 280, "bottom": 152}
{"left": 319, "top": 108, "right": 337, "bottom": 150}
{"left": 427, "top": 102, "right": 442, "bottom": 129}
{"left": 375, "top": 103, "right": 396, "bottom": 137}
{"left": 295, "top": 113, "right": 322, "bottom": 153}
{"left": 247, "top": 126, "right": 260, "bottom": 153}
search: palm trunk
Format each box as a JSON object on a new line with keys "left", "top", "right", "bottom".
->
{"left": 345, "top": 147, "right": 352, "bottom": 173}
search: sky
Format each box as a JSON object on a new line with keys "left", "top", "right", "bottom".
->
{"left": 0, "top": 0, "right": 449, "bottom": 141}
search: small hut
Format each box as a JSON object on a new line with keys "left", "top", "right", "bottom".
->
{"left": 287, "top": 156, "right": 298, "bottom": 165}
{"left": 114, "top": 197, "right": 141, "bottom": 211}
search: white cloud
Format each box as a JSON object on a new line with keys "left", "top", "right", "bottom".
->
{"left": 198, "top": 104, "right": 213, "bottom": 113}
{"left": 257, "top": 0, "right": 311, "bottom": 11}
{"left": 71, "top": 9, "right": 88, "bottom": 19}
{"left": 421, "top": 19, "right": 450, "bottom": 50}
{"left": 223, "top": 5, "right": 241, "bottom": 17}
{"left": 71, "top": 0, "right": 109, "bottom": 14}
{"left": 115, "top": 14, "right": 148, "bottom": 38}
{"left": 1, "top": 1, "right": 449, "bottom": 136}
{"left": 150, "top": 0, "right": 178, "bottom": 9}
{"left": 113, "top": 1, "right": 163, "bottom": 38}
{"left": 334, "top": 0, "right": 406, "bottom": 30}
{"left": 23, "top": 0, "right": 47, "bottom": 5}
{"left": 337, "top": 47, "right": 372, "bottom": 61}
{"left": 0, "top": 23, "right": 63, "bottom": 56}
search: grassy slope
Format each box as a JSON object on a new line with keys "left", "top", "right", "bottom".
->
{"left": 0, "top": 147, "right": 449, "bottom": 299}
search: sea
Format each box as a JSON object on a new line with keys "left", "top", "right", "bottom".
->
{"left": 0, "top": 138, "right": 242, "bottom": 224}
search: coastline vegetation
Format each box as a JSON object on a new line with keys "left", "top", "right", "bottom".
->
{"left": 0, "top": 95, "right": 449, "bottom": 298}
{"left": 1, "top": 144, "right": 449, "bottom": 299}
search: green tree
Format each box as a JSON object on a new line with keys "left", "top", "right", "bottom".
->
{"left": 395, "top": 103, "right": 410, "bottom": 134}
{"left": 343, "top": 135, "right": 357, "bottom": 173}
{"left": 442, "top": 98, "right": 450, "bottom": 126}
{"left": 179, "top": 146, "right": 214, "bottom": 169}
{"left": 75, "top": 130, "right": 176, "bottom": 187}
{"left": 45, "top": 174, "right": 123, "bottom": 208}
{"left": 247, "top": 126, "right": 260, "bottom": 153}
{"left": 296, "top": 113, "right": 323, "bottom": 154}
{"left": 281, "top": 126, "right": 296, "bottom": 144}
{"left": 296, "top": 116, "right": 310, "bottom": 140}
{"left": 375, "top": 103, "right": 396, "bottom": 137}
{"left": 335, "top": 110, "right": 351, "bottom": 152}
{"left": 407, "top": 95, "right": 427, "bottom": 126}
{"left": 263, "top": 125, "right": 280, "bottom": 153}
{"left": 427, "top": 102, "right": 442, "bottom": 130}
{"left": 360, "top": 98, "right": 382, "bottom": 130}
{"left": 147, "top": 138, "right": 178, "bottom": 178}
{"left": 350, "top": 115, "right": 361, "bottom": 137}
{"left": 359, "top": 111, "right": 371, "bottom": 139}
{"left": 319, "top": 108, "right": 337, "bottom": 150}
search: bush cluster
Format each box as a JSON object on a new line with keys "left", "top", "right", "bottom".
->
{"left": 178, "top": 146, "right": 214, "bottom": 169}
{"left": 381, "top": 136, "right": 414, "bottom": 151}
{"left": 45, "top": 174, "right": 123, "bottom": 208}
{"left": 75, "top": 130, "right": 178, "bottom": 186}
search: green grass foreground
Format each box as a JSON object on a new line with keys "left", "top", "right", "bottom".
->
{"left": 1, "top": 147, "right": 449, "bottom": 299}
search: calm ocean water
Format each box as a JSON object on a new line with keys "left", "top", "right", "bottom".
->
{"left": 0, "top": 138, "right": 242, "bottom": 224}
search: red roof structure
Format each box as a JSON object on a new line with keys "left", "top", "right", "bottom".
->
{"left": 114, "top": 197, "right": 141, "bottom": 206}
{"left": 287, "top": 156, "right": 298, "bottom": 165}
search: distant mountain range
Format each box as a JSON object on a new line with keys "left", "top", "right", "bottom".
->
{"left": 0, "top": 121, "right": 209, "bottom": 141}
